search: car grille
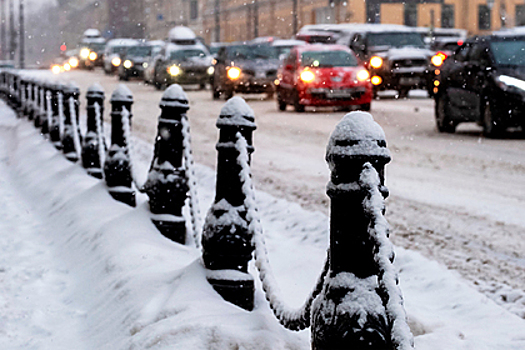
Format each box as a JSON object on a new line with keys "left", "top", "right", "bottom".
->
{"left": 392, "top": 59, "right": 427, "bottom": 69}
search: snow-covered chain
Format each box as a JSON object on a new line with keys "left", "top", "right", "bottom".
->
{"left": 94, "top": 102, "right": 105, "bottom": 175}
{"left": 360, "top": 163, "right": 414, "bottom": 350}
{"left": 181, "top": 114, "right": 202, "bottom": 249}
{"left": 68, "top": 96, "right": 82, "bottom": 160}
{"left": 235, "top": 132, "right": 330, "bottom": 331}
{"left": 58, "top": 92, "right": 64, "bottom": 140}
{"left": 45, "top": 90, "right": 53, "bottom": 135}
{"left": 121, "top": 106, "right": 143, "bottom": 192}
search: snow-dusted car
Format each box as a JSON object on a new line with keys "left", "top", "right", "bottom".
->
{"left": 103, "top": 38, "right": 140, "bottom": 75}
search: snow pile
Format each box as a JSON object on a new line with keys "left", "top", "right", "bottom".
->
{"left": 0, "top": 101, "right": 524, "bottom": 349}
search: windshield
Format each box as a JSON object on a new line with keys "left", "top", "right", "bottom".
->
{"left": 126, "top": 46, "right": 152, "bottom": 57}
{"left": 170, "top": 49, "right": 207, "bottom": 61}
{"left": 227, "top": 45, "right": 279, "bottom": 60}
{"left": 490, "top": 40, "right": 525, "bottom": 66}
{"left": 368, "top": 32, "right": 426, "bottom": 48}
{"left": 111, "top": 46, "right": 130, "bottom": 55}
{"left": 301, "top": 50, "right": 358, "bottom": 68}
{"left": 88, "top": 42, "right": 105, "bottom": 52}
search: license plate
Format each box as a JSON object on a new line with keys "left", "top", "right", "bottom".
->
{"left": 327, "top": 90, "right": 352, "bottom": 98}
{"left": 399, "top": 77, "right": 420, "bottom": 85}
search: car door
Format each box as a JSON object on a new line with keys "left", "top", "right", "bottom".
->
{"left": 444, "top": 42, "right": 477, "bottom": 119}
{"left": 280, "top": 50, "right": 297, "bottom": 101}
{"left": 463, "top": 42, "right": 490, "bottom": 120}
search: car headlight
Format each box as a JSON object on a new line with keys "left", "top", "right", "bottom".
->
{"left": 371, "top": 75, "right": 382, "bottom": 86}
{"left": 299, "top": 69, "right": 315, "bottom": 83}
{"left": 356, "top": 69, "right": 370, "bottom": 82}
{"left": 495, "top": 75, "right": 525, "bottom": 91}
{"left": 143, "top": 62, "right": 148, "bottom": 68}
{"left": 369, "top": 56, "right": 383, "bottom": 69}
{"left": 227, "top": 66, "right": 241, "bottom": 80}
{"left": 80, "top": 48, "right": 90, "bottom": 59}
{"left": 88, "top": 52, "right": 98, "bottom": 61}
{"left": 123, "top": 60, "right": 133, "bottom": 69}
{"left": 207, "top": 66, "right": 215, "bottom": 75}
{"left": 63, "top": 63, "right": 71, "bottom": 71}
{"left": 69, "top": 57, "right": 79, "bottom": 68}
{"left": 51, "top": 65, "right": 61, "bottom": 74}
{"left": 111, "top": 57, "right": 121, "bottom": 67}
{"left": 168, "top": 65, "right": 181, "bottom": 76}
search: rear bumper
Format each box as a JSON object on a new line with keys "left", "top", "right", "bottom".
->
{"left": 300, "top": 87, "right": 372, "bottom": 106}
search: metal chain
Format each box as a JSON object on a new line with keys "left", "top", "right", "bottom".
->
{"left": 181, "top": 115, "right": 202, "bottom": 249}
{"left": 121, "top": 106, "right": 145, "bottom": 193}
{"left": 235, "top": 132, "right": 330, "bottom": 331}
{"left": 360, "top": 163, "right": 414, "bottom": 350}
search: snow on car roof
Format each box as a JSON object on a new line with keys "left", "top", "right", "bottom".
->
{"left": 168, "top": 26, "right": 197, "bottom": 41}
{"left": 83, "top": 28, "right": 101, "bottom": 38}
{"left": 299, "top": 23, "right": 416, "bottom": 35}
{"left": 272, "top": 39, "right": 306, "bottom": 47}
{"left": 106, "top": 38, "right": 140, "bottom": 47}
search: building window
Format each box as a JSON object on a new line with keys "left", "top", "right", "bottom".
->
{"left": 441, "top": 4, "right": 455, "bottom": 28}
{"left": 404, "top": 3, "right": 417, "bottom": 27}
{"left": 366, "top": 2, "right": 380, "bottom": 23}
{"left": 479, "top": 5, "right": 491, "bottom": 30}
{"left": 190, "top": 0, "right": 198, "bottom": 20}
{"left": 516, "top": 4, "right": 525, "bottom": 26}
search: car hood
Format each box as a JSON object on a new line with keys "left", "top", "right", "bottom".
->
{"left": 172, "top": 55, "right": 213, "bottom": 66}
{"left": 125, "top": 56, "right": 147, "bottom": 64}
{"left": 374, "top": 47, "right": 433, "bottom": 60}
{"left": 495, "top": 66, "right": 525, "bottom": 81}
{"left": 234, "top": 58, "right": 280, "bottom": 71}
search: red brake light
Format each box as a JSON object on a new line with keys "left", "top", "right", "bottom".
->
{"left": 457, "top": 40, "right": 464, "bottom": 46}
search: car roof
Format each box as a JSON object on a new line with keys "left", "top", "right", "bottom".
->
{"left": 165, "top": 42, "right": 209, "bottom": 53}
{"left": 272, "top": 39, "right": 307, "bottom": 47}
{"left": 295, "top": 44, "right": 351, "bottom": 52}
{"left": 106, "top": 38, "right": 140, "bottom": 47}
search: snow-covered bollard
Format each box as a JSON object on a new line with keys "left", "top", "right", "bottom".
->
{"left": 201, "top": 97, "right": 257, "bottom": 311}
{"left": 49, "top": 81, "right": 63, "bottom": 149}
{"left": 17, "top": 75, "right": 26, "bottom": 118}
{"left": 81, "top": 83, "right": 106, "bottom": 179}
{"left": 143, "top": 84, "right": 189, "bottom": 243}
{"left": 311, "top": 111, "right": 413, "bottom": 350}
{"left": 39, "top": 81, "right": 52, "bottom": 134}
{"left": 33, "top": 80, "right": 44, "bottom": 127}
{"left": 103, "top": 84, "right": 136, "bottom": 207}
{"left": 61, "top": 82, "right": 82, "bottom": 162}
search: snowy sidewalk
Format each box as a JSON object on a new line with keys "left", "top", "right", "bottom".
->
{"left": 0, "top": 102, "right": 524, "bottom": 349}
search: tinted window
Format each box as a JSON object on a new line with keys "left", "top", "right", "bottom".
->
{"left": 490, "top": 39, "right": 525, "bottom": 66}
{"left": 227, "top": 45, "right": 279, "bottom": 60}
{"left": 301, "top": 50, "right": 358, "bottom": 68}
{"left": 367, "top": 32, "right": 425, "bottom": 48}
{"left": 170, "top": 49, "right": 207, "bottom": 60}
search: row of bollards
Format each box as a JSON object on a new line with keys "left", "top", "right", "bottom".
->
{"left": 0, "top": 69, "right": 413, "bottom": 349}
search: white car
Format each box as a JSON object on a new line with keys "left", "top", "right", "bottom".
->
{"left": 103, "top": 38, "right": 140, "bottom": 75}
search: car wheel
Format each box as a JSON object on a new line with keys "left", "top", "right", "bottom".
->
{"left": 482, "top": 99, "right": 504, "bottom": 138}
{"left": 359, "top": 103, "right": 371, "bottom": 111}
{"left": 223, "top": 88, "right": 234, "bottom": 100}
{"left": 293, "top": 90, "right": 305, "bottom": 112}
{"left": 398, "top": 88, "right": 409, "bottom": 99}
{"left": 277, "top": 92, "right": 286, "bottom": 111}
{"left": 435, "top": 92, "right": 456, "bottom": 133}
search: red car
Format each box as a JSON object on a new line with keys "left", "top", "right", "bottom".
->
{"left": 276, "top": 44, "right": 372, "bottom": 112}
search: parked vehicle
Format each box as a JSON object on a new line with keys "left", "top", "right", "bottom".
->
{"left": 212, "top": 42, "right": 280, "bottom": 99}
{"left": 103, "top": 38, "right": 140, "bottom": 75}
{"left": 151, "top": 42, "right": 214, "bottom": 89}
{"left": 276, "top": 44, "right": 372, "bottom": 112}
{"left": 117, "top": 43, "right": 153, "bottom": 80}
{"left": 434, "top": 33, "right": 525, "bottom": 137}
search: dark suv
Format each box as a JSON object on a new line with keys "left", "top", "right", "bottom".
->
{"left": 434, "top": 33, "right": 525, "bottom": 137}
{"left": 212, "top": 43, "right": 280, "bottom": 99}
{"left": 346, "top": 26, "right": 434, "bottom": 98}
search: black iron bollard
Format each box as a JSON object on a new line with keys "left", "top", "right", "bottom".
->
{"left": 311, "top": 111, "right": 405, "bottom": 350}
{"left": 61, "top": 82, "right": 82, "bottom": 162}
{"left": 82, "top": 83, "right": 106, "bottom": 179}
{"left": 143, "top": 84, "right": 189, "bottom": 243}
{"left": 34, "top": 80, "right": 46, "bottom": 129}
{"left": 49, "top": 81, "right": 63, "bottom": 149}
{"left": 103, "top": 84, "right": 136, "bottom": 207}
{"left": 17, "top": 76, "right": 26, "bottom": 118}
{"left": 201, "top": 96, "right": 257, "bottom": 311}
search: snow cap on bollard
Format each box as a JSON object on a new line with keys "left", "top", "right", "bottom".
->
{"left": 216, "top": 96, "right": 256, "bottom": 129}
{"left": 63, "top": 81, "right": 80, "bottom": 96}
{"left": 86, "top": 83, "right": 105, "bottom": 100}
{"left": 326, "top": 111, "right": 391, "bottom": 169}
{"left": 110, "top": 84, "right": 133, "bottom": 103}
{"left": 159, "top": 84, "right": 189, "bottom": 109}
